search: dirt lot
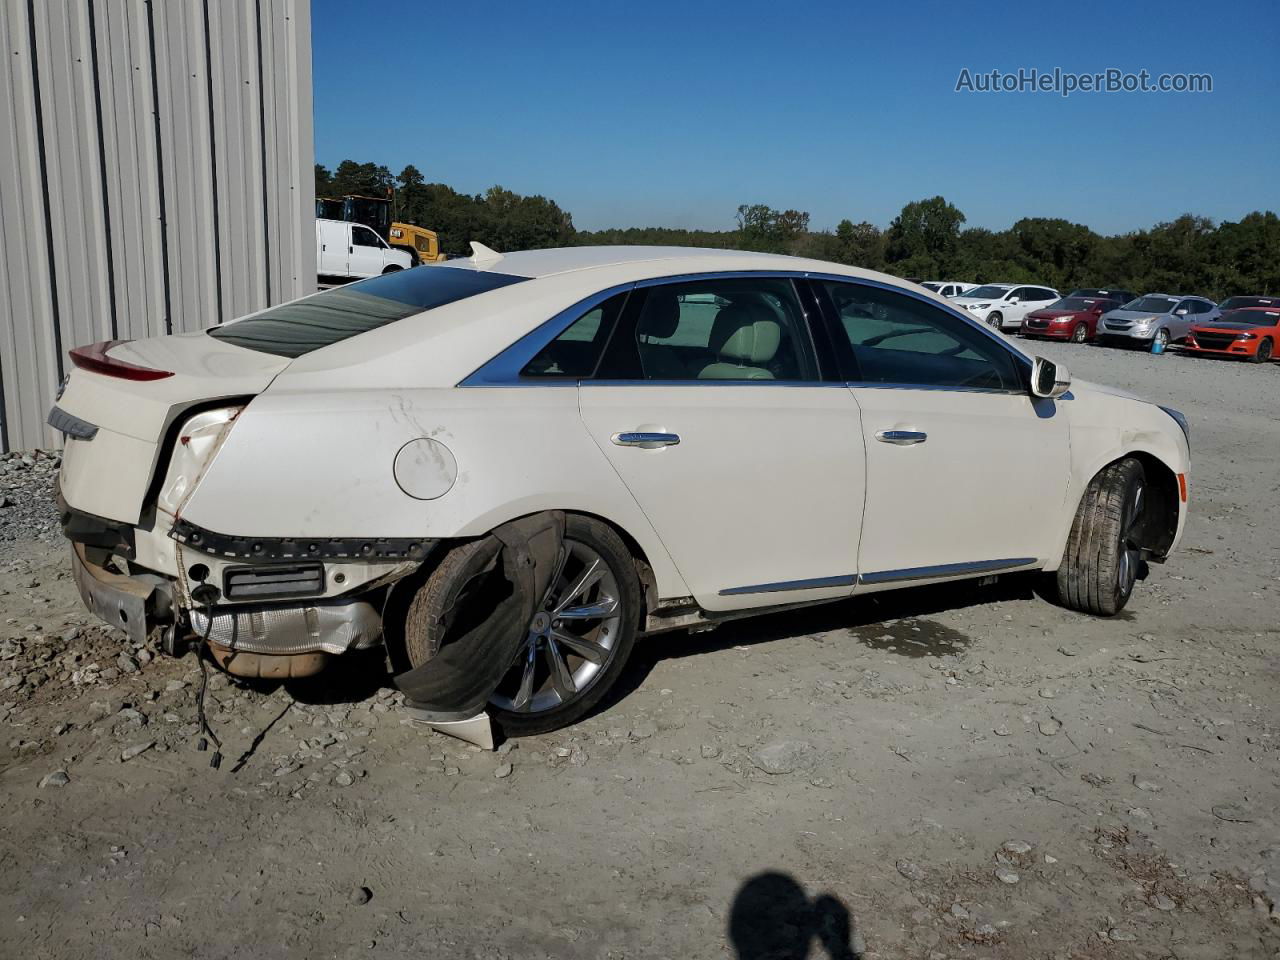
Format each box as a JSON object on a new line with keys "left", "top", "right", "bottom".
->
{"left": 0, "top": 341, "right": 1277, "bottom": 960}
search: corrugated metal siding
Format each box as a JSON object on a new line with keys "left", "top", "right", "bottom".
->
{"left": 0, "top": 0, "right": 314, "bottom": 452}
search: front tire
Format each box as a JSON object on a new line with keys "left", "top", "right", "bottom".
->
{"left": 1070, "top": 323, "right": 1088, "bottom": 343}
{"left": 986, "top": 312, "right": 1003, "bottom": 329}
{"left": 1056, "top": 458, "right": 1147, "bottom": 616}
{"left": 1252, "top": 337, "right": 1273, "bottom": 363}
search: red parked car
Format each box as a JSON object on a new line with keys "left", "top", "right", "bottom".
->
{"left": 1020, "top": 296, "right": 1121, "bottom": 343}
{"left": 1184, "top": 307, "right": 1280, "bottom": 362}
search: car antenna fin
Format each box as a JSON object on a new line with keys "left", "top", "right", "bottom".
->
{"left": 469, "top": 241, "right": 503, "bottom": 267}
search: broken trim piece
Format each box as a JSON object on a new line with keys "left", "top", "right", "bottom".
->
{"left": 169, "top": 517, "right": 434, "bottom": 561}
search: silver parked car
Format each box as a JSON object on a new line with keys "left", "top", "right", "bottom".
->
{"left": 1097, "top": 294, "right": 1219, "bottom": 348}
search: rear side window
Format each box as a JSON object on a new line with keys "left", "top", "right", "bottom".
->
{"left": 521, "top": 292, "right": 630, "bottom": 378}
{"left": 209, "top": 266, "right": 529, "bottom": 358}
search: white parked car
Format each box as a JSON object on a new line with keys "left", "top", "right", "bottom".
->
{"left": 51, "top": 247, "right": 1189, "bottom": 743}
{"left": 316, "top": 218, "right": 412, "bottom": 279}
{"left": 920, "top": 280, "right": 975, "bottom": 299}
{"left": 952, "top": 283, "right": 1060, "bottom": 330}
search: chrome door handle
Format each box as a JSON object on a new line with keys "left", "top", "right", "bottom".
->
{"left": 612, "top": 432, "right": 680, "bottom": 448}
{"left": 875, "top": 430, "right": 927, "bottom": 445}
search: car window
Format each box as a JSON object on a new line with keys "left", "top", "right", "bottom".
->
{"left": 209, "top": 266, "right": 529, "bottom": 358}
{"left": 521, "top": 292, "right": 630, "bottom": 378}
{"left": 819, "top": 280, "right": 1022, "bottom": 391}
{"left": 1033, "top": 288, "right": 1055, "bottom": 301}
{"left": 352, "top": 226, "right": 383, "bottom": 248}
{"left": 594, "top": 278, "right": 818, "bottom": 382}
{"left": 1010, "top": 287, "right": 1030, "bottom": 301}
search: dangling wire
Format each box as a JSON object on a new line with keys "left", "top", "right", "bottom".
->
{"left": 193, "top": 593, "right": 223, "bottom": 770}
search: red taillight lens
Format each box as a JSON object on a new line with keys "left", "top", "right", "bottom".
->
{"left": 69, "top": 340, "right": 174, "bottom": 381}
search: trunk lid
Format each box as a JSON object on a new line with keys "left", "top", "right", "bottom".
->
{"left": 54, "top": 332, "right": 290, "bottom": 524}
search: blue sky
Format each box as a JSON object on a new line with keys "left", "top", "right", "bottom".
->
{"left": 312, "top": 0, "right": 1279, "bottom": 234}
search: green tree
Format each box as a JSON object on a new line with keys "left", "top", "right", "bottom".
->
{"left": 885, "top": 196, "right": 967, "bottom": 275}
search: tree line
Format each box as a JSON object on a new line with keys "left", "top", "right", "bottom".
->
{"left": 317, "top": 161, "right": 1279, "bottom": 300}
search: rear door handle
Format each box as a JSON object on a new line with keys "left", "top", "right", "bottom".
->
{"left": 875, "top": 429, "right": 927, "bottom": 445}
{"left": 612, "top": 432, "right": 680, "bottom": 448}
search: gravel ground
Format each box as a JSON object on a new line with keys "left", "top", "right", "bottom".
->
{"left": 0, "top": 341, "right": 1277, "bottom": 959}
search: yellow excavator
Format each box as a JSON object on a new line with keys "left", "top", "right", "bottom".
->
{"left": 315, "top": 196, "right": 447, "bottom": 265}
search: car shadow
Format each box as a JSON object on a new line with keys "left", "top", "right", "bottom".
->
{"left": 594, "top": 573, "right": 1041, "bottom": 718}
{"left": 728, "top": 871, "right": 861, "bottom": 959}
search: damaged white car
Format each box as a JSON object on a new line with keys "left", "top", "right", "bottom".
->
{"left": 52, "top": 246, "right": 1190, "bottom": 743}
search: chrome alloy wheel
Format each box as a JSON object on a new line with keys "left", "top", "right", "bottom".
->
{"left": 1117, "top": 481, "right": 1146, "bottom": 598}
{"left": 489, "top": 541, "right": 623, "bottom": 715}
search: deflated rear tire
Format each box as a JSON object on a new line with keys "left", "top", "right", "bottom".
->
{"left": 1056, "top": 458, "right": 1146, "bottom": 616}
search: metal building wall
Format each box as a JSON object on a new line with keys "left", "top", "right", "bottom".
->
{"left": 0, "top": 0, "right": 314, "bottom": 453}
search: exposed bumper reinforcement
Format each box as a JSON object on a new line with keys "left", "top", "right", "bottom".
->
{"left": 188, "top": 599, "right": 383, "bottom": 656}
{"left": 70, "top": 543, "right": 172, "bottom": 646}
{"left": 404, "top": 707, "right": 495, "bottom": 750}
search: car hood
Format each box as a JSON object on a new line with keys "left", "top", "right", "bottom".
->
{"left": 1192, "top": 320, "right": 1272, "bottom": 332}
{"left": 1069, "top": 378, "right": 1148, "bottom": 404}
{"left": 1102, "top": 309, "right": 1169, "bottom": 321}
{"left": 1027, "top": 309, "right": 1081, "bottom": 320}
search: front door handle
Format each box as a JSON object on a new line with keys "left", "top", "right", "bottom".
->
{"left": 612, "top": 432, "right": 680, "bottom": 448}
{"left": 875, "top": 429, "right": 927, "bottom": 445}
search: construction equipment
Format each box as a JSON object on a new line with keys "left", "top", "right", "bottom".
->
{"left": 315, "top": 196, "right": 446, "bottom": 265}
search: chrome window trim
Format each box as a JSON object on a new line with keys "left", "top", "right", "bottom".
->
{"left": 460, "top": 269, "right": 1034, "bottom": 388}
{"left": 857, "top": 557, "right": 1037, "bottom": 586}
{"left": 719, "top": 573, "right": 857, "bottom": 596}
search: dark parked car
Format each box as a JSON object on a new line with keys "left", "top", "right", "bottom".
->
{"left": 1021, "top": 296, "right": 1122, "bottom": 342}
{"left": 1217, "top": 295, "right": 1280, "bottom": 312}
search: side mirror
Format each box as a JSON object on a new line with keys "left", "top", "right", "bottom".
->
{"left": 1031, "top": 356, "right": 1070, "bottom": 399}
{"left": 1174, "top": 308, "right": 1189, "bottom": 316}
{"left": 1008, "top": 297, "right": 1020, "bottom": 305}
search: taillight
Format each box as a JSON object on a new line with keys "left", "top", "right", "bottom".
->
{"left": 69, "top": 340, "right": 174, "bottom": 381}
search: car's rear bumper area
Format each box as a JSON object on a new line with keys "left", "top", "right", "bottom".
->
{"left": 70, "top": 542, "right": 177, "bottom": 646}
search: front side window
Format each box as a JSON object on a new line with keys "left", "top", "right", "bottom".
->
{"left": 595, "top": 278, "right": 819, "bottom": 382}
{"left": 353, "top": 226, "right": 383, "bottom": 248}
{"left": 819, "top": 281, "right": 1022, "bottom": 391}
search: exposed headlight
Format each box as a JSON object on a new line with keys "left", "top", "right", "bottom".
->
{"left": 1158, "top": 405, "right": 1190, "bottom": 450}
{"left": 973, "top": 303, "right": 991, "bottom": 310}
{"left": 1236, "top": 332, "right": 1258, "bottom": 341}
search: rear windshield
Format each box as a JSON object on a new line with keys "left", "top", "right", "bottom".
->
{"left": 208, "top": 266, "right": 529, "bottom": 358}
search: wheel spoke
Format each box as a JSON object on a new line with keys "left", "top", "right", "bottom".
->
{"left": 512, "top": 644, "right": 538, "bottom": 711}
{"left": 551, "top": 628, "right": 606, "bottom": 664}
{"left": 556, "top": 596, "right": 618, "bottom": 620}
{"left": 546, "top": 638, "right": 577, "bottom": 700}
{"left": 553, "top": 558, "right": 603, "bottom": 614}
{"left": 541, "top": 546, "right": 570, "bottom": 606}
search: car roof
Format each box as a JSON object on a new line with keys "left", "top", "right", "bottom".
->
{"left": 438, "top": 245, "right": 859, "bottom": 281}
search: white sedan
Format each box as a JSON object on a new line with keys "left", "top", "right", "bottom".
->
{"left": 51, "top": 246, "right": 1189, "bottom": 742}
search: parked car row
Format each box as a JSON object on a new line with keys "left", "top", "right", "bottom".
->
{"left": 1011, "top": 290, "right": 1279, "bottom": 361}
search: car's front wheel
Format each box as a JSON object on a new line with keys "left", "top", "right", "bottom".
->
{"left": 986, "top": 312, "right": 1003, "bottom": 329}
{"left": 1070, "top": 323, "right": 1088, "bottom": 343}
{"left": 1252, "top": 337, "right": 1273, "bottom": 363}
{"left": 488, "top": 515, "right": 639, "bottom": 737}
{"left": 1055, "top": 458, "right": 1146, "bottom": 616}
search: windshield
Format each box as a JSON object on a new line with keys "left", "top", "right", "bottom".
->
{"left": 1219, "top": 296, "right": 1280, "bottom": 311}
{"left": 1124, "top": 296, "right": 1176, "bottom": 313}
{"left": 1217, "top": 309, "right": 1280, "bottom": 326}
{"left": 962, "top": 286, "right": 1009, "bottom": 300}
{"left": 1048, "top": 298, "right": 1101, "bottom": 311}
{"left": 209, "top": 266, "right": 529, "bottom": 358}
{"left": 920, "top": 282, "right": 941, "bottom": 291}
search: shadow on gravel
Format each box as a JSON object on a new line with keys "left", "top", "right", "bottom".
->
{"left": 728, "top": 871, "right": 861, "bottom": 959}
{"left": 598, "top": 574, "right": 1040, "bottom": 717}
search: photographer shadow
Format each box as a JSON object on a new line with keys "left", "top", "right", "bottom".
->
{"left": 728, "top": 871, "right": 862, "bottom": 960}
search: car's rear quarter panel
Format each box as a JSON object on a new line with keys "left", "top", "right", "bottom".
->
{"left": 179, "top": 386, "right": 692, "bottom": 601}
